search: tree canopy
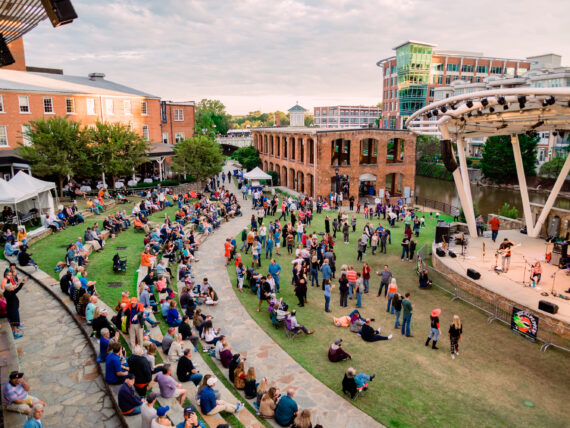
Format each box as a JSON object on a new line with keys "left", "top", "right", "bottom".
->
{"left": 231, "top": 145, "right": 261, "bottom": 171}
{"left": 416, "top": 135, "right": 441, "bottom": 161}
{"left": 195, "top": 98, "right": 231, "bottom": 137}
{"left": 19, "top": 116, "right": 89, "bottom": 195}
{"left": 539, "top": 156, "right": 569, "bottom": 178}
{"left": 172, "top": 136, "right": 223, "bottom": 181}
{"left": 480, "top": 133, "right": 538, "bottom": 182}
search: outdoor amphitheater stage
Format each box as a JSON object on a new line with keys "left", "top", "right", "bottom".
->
{"left": 432, "top": 230, "right": 570, "bottom": 329}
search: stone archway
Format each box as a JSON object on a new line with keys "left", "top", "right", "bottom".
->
{"left": 282, "top": 165, "right": 288, "bottom": 187}
{"left": 297, "top": 171, "right": 305, "bottom": 194}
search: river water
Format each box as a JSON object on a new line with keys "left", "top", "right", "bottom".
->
{"left": 414, "top": 175, "right": 570, "bottom": 216}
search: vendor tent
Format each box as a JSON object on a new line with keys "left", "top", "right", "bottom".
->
{"left": 8, "top": 171, "right": 56, "bottom": 215}
{"left": 243, "top": 167, "right": 272, "bottom": 187}
{"left": 0, "top": 178, "right": 36, "bottom": 204}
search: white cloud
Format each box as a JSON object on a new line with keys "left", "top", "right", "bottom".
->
{"left": 22, "top": 0, "right": 570, "bottom": 114}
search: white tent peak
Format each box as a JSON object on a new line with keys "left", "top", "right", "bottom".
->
{"left": 10, "top": 171, "right": 56, "bottom": 193}
{"left": 243, "top": 167, "right": 271, "bottom": 180}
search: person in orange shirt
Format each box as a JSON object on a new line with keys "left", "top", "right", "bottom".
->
{"left": 140, "top": 248, "right": 154, "bottom": 268}
{"left": 224, "top": 239, "right": 233, "bottom": 266}
{"left": 134, "top": 217, "right": 149, "bottom": 233}
{"left": 386, "top": 278, "right": 398, "bottom": 314}
{"left": 98, "top": 188, "right": 104, "bottom": 199}
{"left": 489, "top": 217, "right": 500, "bottom": 242}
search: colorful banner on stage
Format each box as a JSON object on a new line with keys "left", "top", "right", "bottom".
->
{"left": 510, "top": 307, "right": 539, "bottom": 342}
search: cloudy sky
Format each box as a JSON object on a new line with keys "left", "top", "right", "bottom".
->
{"left": 24, "top": 0, "right": 569, "bottom": 115}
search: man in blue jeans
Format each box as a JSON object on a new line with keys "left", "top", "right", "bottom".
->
{"left": 401, "top": 292, "right": 413, "bottom": 337}
{"left": 268, "top": 259, "right": 281, "bottom": 293}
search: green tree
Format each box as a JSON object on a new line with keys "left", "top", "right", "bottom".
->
{"left": 172, "top": 136, "right": 223, "bottom": 181}
{"left": 89, "top": 122, "right": 150, "bottom": 188}
{"left": 497, "top": 203, "right": 519, "bottom": 219}
{"left": 195, "top": 99, "right": 231, "bottom": 137}
{"left": 304, "top": 114, "right": 314, "bottom": 127}
{"left": 539, "top": 156, "right": 568, "bottom": 178}
{"left": 480, "top": 133, "right": 538, "bottom": 182}
{"left": 231, "top": 146, "right": 261, "bottom": 170}
{"left": 18, "top": 116, "right": 89, "bottom": 196}
{"left": 416, "top": 135, "right": 441, "bottom": 161}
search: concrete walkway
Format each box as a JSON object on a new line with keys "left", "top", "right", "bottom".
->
{"left": 193, "top": 164, "right": 382, "bottom": 428}
{"left": 1, "top": 261, "right": 121, "bottom": 428}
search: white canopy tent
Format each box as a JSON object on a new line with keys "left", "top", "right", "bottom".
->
{"left": 9, "top": 171, "right": 56, "bottom": 216}
{"left": 243, "top": 167, "right": 272, "bottom": 187}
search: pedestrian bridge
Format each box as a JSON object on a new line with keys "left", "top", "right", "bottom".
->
{"left": 216, "top": 136, "right": 253, "bottom": 148}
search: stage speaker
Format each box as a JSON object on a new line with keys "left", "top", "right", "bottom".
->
{"left": 436, "top": 248, "right": 446, "bottom": 257}
{"left": 467, "top": 268, "right": 480, "bottom": 280}
{"left": 435, "top": 223, "right": 450, "bottom": 243}
{"left": 538, "top": 300, "right": 559, "bottom": 314}
{"left": 41, "top": 0, "right": 78, "bottom": 27}
{"left": 0, "top": 35, "right": 15, "bottom": 67}
{"left": 448, "top": 250, "right": 457, "bottom": 258}
{"left": 441, "top": 139, "right": 458, "bottom": 173}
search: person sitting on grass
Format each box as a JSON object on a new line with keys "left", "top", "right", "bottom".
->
{"left": 342, "top": 367, "right": 375, "bottom": 398}
{"left": 419, "top": 268, "right": 433, "bottom": 288}
{"left": 360, "top": 319, "right": 392, "bottom": 342}
{"left": 328, "top": 338, "right": 352, "bottom": 362}
{"left": 287, "top": 310, "right": 314, "bottom": 335}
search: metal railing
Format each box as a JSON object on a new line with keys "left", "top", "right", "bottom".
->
{"left": 429, "top": 263, "right": 570, "bottom": 353}
{"left": 414, "top": 195, "right": 460, "bottom": 216}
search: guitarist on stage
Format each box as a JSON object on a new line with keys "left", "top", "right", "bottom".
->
{"left": 498, "top": 238, "right": 515, "bottom": 273}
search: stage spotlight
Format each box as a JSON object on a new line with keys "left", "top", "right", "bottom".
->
{"left": 426, "top": 112, "right": 432, "bottom": 119}
{"left": 460, "top": 117, "right": 466, "bottom": 122}
{"left": 440, "top": 105, "right": 448, "bottom": 113}
{"left": 530, "top": 120, "right": 545, "bottom": 130}
{"left": 466, "top": 100, "right": 473, "bottom": 108}
{"left": 545, "top": 96, "right": 555, "bottom": 106}
{"left": 432, "top": 109, "right": 439, "bottom": 117}
{"left": 0, "top": 35, "right": 15, "bottom": 67}
{"left": 497, "top": 96, "right": 506, "bottom": 105}
{"left": 518, "top": 95, "right": 526, "bottom": 109}
{"left": 450, "top": 103, "right": 457, "bottom": 110}
{"left": 477, "top": 110, "right": 483, "bottom": 116}
{"left": 503, "top": 104, "right": 509, "bottom": 110}
{"left": 481, "top": 98, "right": 489, "bottom": 107}
{"left": 489, "top": 107, "right": 495, "bottom": 113}
{"left": 467, "top": 112, "right": 472, "bottom": 117}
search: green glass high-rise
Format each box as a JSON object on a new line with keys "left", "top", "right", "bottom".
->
{"left": 395, "top": 42, "right": 433, "bottom": 116}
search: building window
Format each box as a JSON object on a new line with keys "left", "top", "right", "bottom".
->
{"left": 124, "top": 100, "right": 132, "bottom": 115}
{"left": 0, "top": 125, "right": 7, "bottom": 146}
{"left": 446, "top": 75, "right": 451, "bottom": 84}
{"left": 142, "top": 125, "right": 149, "bottom": 141}
{"left": 390, "top": 118, "right": 396, "bottom": 129}
{"left": 447, "top": 64, "right": 459, "bottom": 72}
{"left": 105, "top": 99, "right": 114, "bottom": 115}
{"left": 43, "top": 97, "right": 54, "bottom": 114}
{"left": 19, "top": 96, "right": 30, "bottom": 113}
{"left": 461, "top": 64, "right": 474, "bottom": 73}
{"left": 175, "top": 132, "right": 185, "bottom": 143}
{"left": 21, "top": 125, "right": 32, "bottom": 146}
{"left": 476, "top": 65, "right": 488, "bottom": 74}
{"left": 141, "top": 101, "right": 148, "bottom": 115}
{"left": 491, "top": 66, "right": 502, "bottom": 74}
{"left": 162, "top": 132, "right": 169, "bottom": 144}
{"left": 86, "top": 98, "right": 96, "bottom": 115}
{"left": 174, "top": 109, "right": 184, "bottom": 121}
{"left": 0, "top": 95, "right": 4, "bottom": 112}
{"left": 429, "top": 88, "right": 434, "bottom": 97}
{"left": 66, "top": 98, "right": 75, "bottom": 114}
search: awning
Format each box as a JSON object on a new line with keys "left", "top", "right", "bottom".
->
{"left": 359, "top": 173, "right": 377, "bottom": 181}
{"left": 147, "top": 142, "right": 175, "bottom": 158}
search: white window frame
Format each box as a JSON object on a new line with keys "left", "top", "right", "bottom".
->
{"left": 43, "top": 97, "right": 54, "bottom": 114}
{"left": 142, "top": 125, "right": 149, "bottom": 141}
{"left": 0, "top": 125, "right": 8, "bottom": 146}
{"left": 162, "top": 132, "right": 169, "bottom": 144}
{"left": 105, "top": 99, "right": 114, "bottom": 115}
{"left": 65, "top": 97, "right": 75, "bottom": 114}
{"left": 0, "top": 95, "right": 4, "bottom": 113}
{"left": 123, "top": 99, "right": 132, "bottom": 116}
{"left": 21, "top": 125, "right": 32, "bottom": 146}
{"left": 175, "top": 132, "right": 185, "bottom": 143}
{"left": 141, "top": 101, "right": 148, "bottom": 116}
{"left": 86, "top": 98, "right": 96, "bottom": 115}
{"left": 174, "top": 108, "right": 184, "bottom": 121}
{"left": 19, "top": 96, "right": 30, "bottom": 114}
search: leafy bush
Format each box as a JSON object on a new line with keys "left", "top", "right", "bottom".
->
{"left": 459, "top": 202, "right": 479, "bottom": 223}
{"left": 231, "top": 146, "right": 261, "bottom": 171}
{"left": 266, "top": 170, "right": 279, "bottom": 186}
{"left": 539, "top": 157, "right": 568, "bottom": 178}
{"left": 497, "top": 203, "right": 519, "bottom": 219}
{"left": 416, "top": 161, "right": 453, "bottom": 181}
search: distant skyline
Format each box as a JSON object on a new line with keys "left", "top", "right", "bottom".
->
{"left": 22, "top": 0, "right": 570, "bottom": 115}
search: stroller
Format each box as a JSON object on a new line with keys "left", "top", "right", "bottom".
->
{"left": 113, "top": 253, "right": 127, "bottom": 273}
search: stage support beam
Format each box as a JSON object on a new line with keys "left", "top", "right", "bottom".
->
{"left": 511, "top": 134, "right": 534, "bottom": 235}
{"left": 441, "top": 126, "right": 478, "bottom": 237}
{"left": 456, "top": 137, "right": 475, "bottom": 214}
{"left": 531, "top": 154, "right": 570, "bottom": 237}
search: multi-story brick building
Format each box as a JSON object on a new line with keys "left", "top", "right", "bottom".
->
{"left": 0, "top": 38, "right": 195, "bottom": 179}
{"left": 253, "top": 127, "right": 416, "bottom": 202}
{"left": 313, "top": 105, "right": 382, "bottom": 129}
{"left": 377, "top": 41, "right": 532, "bottom": 130}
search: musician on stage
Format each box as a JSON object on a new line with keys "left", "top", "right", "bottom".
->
{"left": 530, "top": 262, "right": 542, "bottom": 285}
{"left": 498, "top": 238, "right": 514, "bottom": 273}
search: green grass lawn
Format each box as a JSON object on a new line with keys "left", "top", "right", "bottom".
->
{"left": 227, "top": 210, "right": 569, "bottom": 428}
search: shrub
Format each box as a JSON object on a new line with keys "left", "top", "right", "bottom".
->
{"left": 497, "top": 203, "right": 519, "bottom": 219}
{"left": 416, "top": 161, "right": 453, "bottom": 181}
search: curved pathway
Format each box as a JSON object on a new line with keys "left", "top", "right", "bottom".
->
{"left": 1, "top": 261, "right": 121, "bottom": 428}
{"left": 194, "top": 164, "right": 382, "bottom": 428}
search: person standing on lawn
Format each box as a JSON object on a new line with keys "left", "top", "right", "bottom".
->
{"left": 323, "top": 279, "right": 334, "bottom": 312}
{"left": 362, "top": 262, "right": 371, "bottom": 293}
{"left": 386, "top": 278, "right": 398, "bottom": 313}
{"left": 449, "top": 315, "right": 463, "bottom": 360}
{"left": 354, "top": 273, "right": 363, "bottom": 308}
{"left": 376, "top": 265, "right": 392, "bottom": 297}
{"left": 401, "top": 293, "right": 413, "bottom": 337}
{"left": 425, "top": 308, "right": 441, "bottom": 350}
{"left": 338, "top": 273, "right": 349, "bottom": 308}
{"left": 321, "top": 259, "right": 332, "bottom": 291}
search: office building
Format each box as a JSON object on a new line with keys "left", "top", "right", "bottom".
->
{"left": 313, "top": 105, "right": 382, "bottom": 129}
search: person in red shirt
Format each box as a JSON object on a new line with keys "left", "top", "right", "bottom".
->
{"left": 489, "top": 217, "right": 500, "bottom": 242}
{"left": 224, "top": 239, "right": 233, "bottom": 266}
{"left": 362, "top": 263, "right": 371, "bottom": 293}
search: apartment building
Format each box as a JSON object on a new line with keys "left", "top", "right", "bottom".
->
{"left": 313, "top": 105, "right": 382, "bottom": 129}
{"left": 377, "top": 41, "right": 532, "bottom": 130}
